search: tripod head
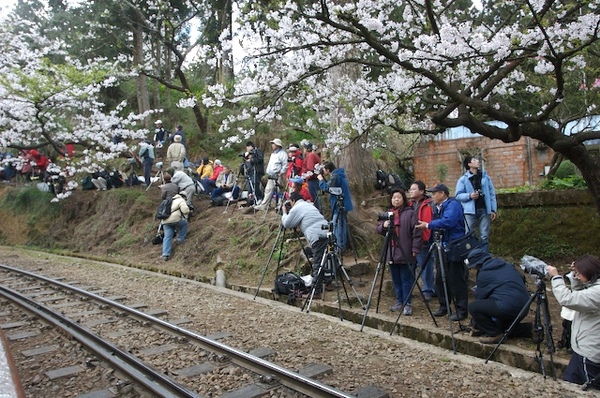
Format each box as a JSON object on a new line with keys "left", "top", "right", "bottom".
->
{"left": 432, "top": 228, "right": 446, "bottom": 243}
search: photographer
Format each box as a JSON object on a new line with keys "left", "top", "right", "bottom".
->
{"left": 254, "top": 138, "right": 288, "bottom": 211}
{"left": 376, "top": 188, "right": 422, "bottom": 315}
{"left": 466, "top": 249, "right": 530, "bottom": 344}
{"left": 415, "top": 183, "right": 468, "bottom": 321}
{"left": 245, "top": 141, "right": 264, "bottom": 201}
{"left": 455, "top": 156, "right": 497, "bottom": 253}
{"left": 318, "top": 162, "right": 353, "bottom": 251}
{"left": 548, "top": 255, "right": 600, "bottom": 389}
{"left": 281, "top": 191, "right": 329, "bottom": 298}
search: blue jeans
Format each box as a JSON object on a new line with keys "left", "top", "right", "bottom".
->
{"left": 417, "top": 242, "right": 435, "bottom": 295}
{"left": 389, "top": 263, "right": 414, "bottom": 305}
{"left": 465, "top": 207, "right": 491, "bottom": 252}
{"left": 332, "top": 210, "right": 347, "bottom": 252}
{"left": 161, "top": 219, "right": 188, "bottom": 257}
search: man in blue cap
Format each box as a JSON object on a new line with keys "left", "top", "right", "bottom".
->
{"left": 466, "top": 248, "right": 531, "bottom": 344}
{"left": 416, "top": 183, "right": 468, "bottom": 321}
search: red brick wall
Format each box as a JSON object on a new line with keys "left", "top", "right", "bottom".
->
{"left": 412, "top": 136, "right": 553, "bottom": 192}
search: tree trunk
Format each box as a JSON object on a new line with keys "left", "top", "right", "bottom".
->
{"left": 133, "top": 15, "right": 150, "bottom": 122}
{"left": 559, "top": 144, "right": 600, "bottom": 214}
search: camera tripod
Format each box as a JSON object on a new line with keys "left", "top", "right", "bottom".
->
{"left": 361, "top": 229, "right": 459, "bottom": 353}
{"left": 145, "top": 164, "right": 164, "bottom": 191}
{"left": 486, "top": 275, "right": 557, "bottom": 380}
{"left": 302, "top": 225, "right": 365, "bottom": 320}
{"left": 253, "top": 225, "right": 311, "bottom": 300}
{"left": 328, "top": 187, "right": 361, "bottom": 271}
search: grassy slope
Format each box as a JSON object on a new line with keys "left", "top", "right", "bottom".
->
{"left": 0, "top": 185, "right": 596, "bottom": 284}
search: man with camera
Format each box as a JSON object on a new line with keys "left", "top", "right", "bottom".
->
{"left": 254, "top": 138, "right": 288, "bottom": 211}
{"left": 318, "top": 162, "right": 353, "bottom": 252}
{"left": 455, "top": 156, "right": 497, "bottom": 253}
{"left": 416, "top": 183, "right": 469, "bottom": 321}
{"left": 281, "top": 191, "right": 329, "bottom": 298}
{"left": 244, "top": 141, "right": 264, "bottom": 202}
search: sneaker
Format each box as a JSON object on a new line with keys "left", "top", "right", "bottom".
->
{"left": 162, "top": 256, "right": 170, "bottom": 261}
{"left": 390, "top": 303, "right": 403, "bottom": 312}
{"left": 403, "top": 304, "right": 413, "bottom": 316}
{"left": 479, "top": 334, "right": 503, "bottom": 344}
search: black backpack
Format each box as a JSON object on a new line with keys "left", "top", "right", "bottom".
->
{"left": 156, "top": 197, "right": 173, "bottom": 220}
{"left": 375, "top": 169, "right": 406, "bottom": 194}
{"left": 273, "top": 272, "right": 308, "bottom": 304}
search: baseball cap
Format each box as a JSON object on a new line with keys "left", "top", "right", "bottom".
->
{"left": 427, "top": 183, "right": 449, "bottom": 195}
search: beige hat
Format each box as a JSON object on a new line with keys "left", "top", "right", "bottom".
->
{"left": 155, "top": 120, "right": 162, "bottom": 125}
{"left": 174, "top": 135, "right": 182, "bottom": 143}
{"left": 270, "top": 138, "right": 283, "bottom": 147}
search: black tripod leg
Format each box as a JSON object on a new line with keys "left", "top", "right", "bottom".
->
{"left": 389, "top": 254, "right": 439, "bottom": 336}
{"left": 331, "top": 253, "right": 344, "bottom": 320}
{"left": 254, "top": 226, "right": 286, "bottom": 299}
{"left": 539, "top": 289, "right": 557, "bottom": 380}
{"left": 360, "top": 230, "right": 392, "bottom": 331}
{"left": 302, "top": 246, "right": 329, "bottom": 313}
{"left": 434, "top": 243, "right": 457, "bottom": 354}
{"left": 486, "top": 290, "right": 537, "bottom": 363}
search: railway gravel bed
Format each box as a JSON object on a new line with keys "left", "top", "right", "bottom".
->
{"left": 0, "top": 247, "right": 595, "bottom": 398}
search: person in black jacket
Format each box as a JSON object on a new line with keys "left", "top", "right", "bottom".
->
{"left": 466, "top": 249, "right": 531, "bottom": 344}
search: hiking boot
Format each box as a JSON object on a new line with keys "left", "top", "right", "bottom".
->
{"left": 479, "top": 334, "right": 503, "bottom": 344}
{"left": 403, "top": 304, "right": 413, "bottom": 316}
{"left": 390, "top": 302, "right": 403, "bottom": 312}
{"left": 449, "top": 313, "right": 467, "bottom": 322}
{"left": 423, "top": 292, "right": 433, "bottom": 301}
{"left": 162, "top": 256, "right": 170, "bottom": 261}
{"left": 433, "top": 307, "right": 448, "bottom": 317}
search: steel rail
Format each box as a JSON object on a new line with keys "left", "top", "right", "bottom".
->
{"left": 0, "top": 264, "right": 355, "bottom": 398}
{"left": 0, "top": 282, "right": 200, "bottom": 397}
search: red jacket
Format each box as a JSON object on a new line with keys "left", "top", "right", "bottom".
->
{"left": 301, "top": 151, "right": 321, "bottom": 180}
{"left": 409, "top": 196, "right": 433, "bottom": 242}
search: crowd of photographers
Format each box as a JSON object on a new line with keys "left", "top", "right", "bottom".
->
{"left": 74, "top": 121, "right": 600, "bottom": 390}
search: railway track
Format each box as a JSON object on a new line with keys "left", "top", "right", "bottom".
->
{"left": 0, "top": 264, "right": 363, "bottom": 397}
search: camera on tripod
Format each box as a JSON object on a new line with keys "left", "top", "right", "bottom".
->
{"left": 377, "top": 212, "right": 394, "bottom": 222}
{"left": 156, "top": 161, "right": 163, "bottom": 169}
{"left": 520, "top": 255, "right": 548, "bottom": 277}
{"left": 328, "top": 187, "right": 343, "bottom": 198}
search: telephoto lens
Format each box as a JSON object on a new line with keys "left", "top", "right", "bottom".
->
{"left": 377, "top": 212, "right": 394, "bottom": 221}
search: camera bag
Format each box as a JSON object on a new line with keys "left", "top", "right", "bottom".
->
{"left": 274, "top": 272, "right": 307, "bottom": 294}
{"left": 448, "top": 230, "right": 480, "bottom": 261}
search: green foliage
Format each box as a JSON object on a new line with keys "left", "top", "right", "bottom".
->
{"left": 0, "top": 186, "right": 62, "bottom": 219}
{"left": 541, "top": 175, "right": 587, "bottom": 190}
{"left": 435, "top": 164, "right": 448, "bottom": 183}
{"left": 554, "top": 160, "right": 577, "bottom": 179}
{"left": 491, "top": 204, "right": 599, "bottom": 262}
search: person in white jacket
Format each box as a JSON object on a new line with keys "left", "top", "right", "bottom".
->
{"left": 548, "top": 255, "right": 600, "bottom": 389}
{"left": 165, "top": 134, "right": 186, "bottom": 171}
{"left": 160, "top": 193, "right": 190, "bottom": 261}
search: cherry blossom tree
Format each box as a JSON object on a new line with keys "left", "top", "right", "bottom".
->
{"left": 206, "top": 0, "right": 600, "bottom": 212}
{"left": 0, "top": 23, "right": 154, "bottom": 198}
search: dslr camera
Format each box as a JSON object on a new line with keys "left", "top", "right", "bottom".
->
{"left": 283, "top": 200, "right": 292, "bottom": 213}
{"left": 377, "top": 211, "right": 394, "bottom": 221}
{"left": 476, "top": 189, "right": 484, "bottom": 197}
